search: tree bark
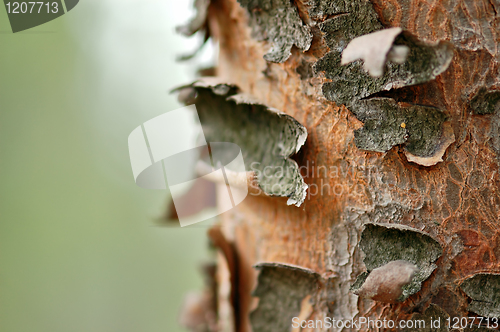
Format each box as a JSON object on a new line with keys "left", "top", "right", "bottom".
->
{"left": 178, "top": 0, "right": 500, "bottom": 331}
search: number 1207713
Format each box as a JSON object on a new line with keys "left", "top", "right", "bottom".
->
{"left": 5, "top": 2, "right": 59, "bottom": 14}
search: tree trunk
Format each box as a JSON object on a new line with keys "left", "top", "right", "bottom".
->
{"left": 178, "top": 0, "right": 500, "bottom": 331}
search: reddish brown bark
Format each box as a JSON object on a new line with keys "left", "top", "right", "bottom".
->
{"left": 180, "top": 0, "right": 500, "bottom": 331}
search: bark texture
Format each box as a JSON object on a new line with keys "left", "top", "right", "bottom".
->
{"left": 178, "top": 0, "right": 500, "bottom": 331}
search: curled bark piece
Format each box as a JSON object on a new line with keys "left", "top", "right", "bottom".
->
{"left": 460, "top": 273, "right": 500, "bottom": 318}
{"left": 353, "top": 260, "right": 418, "bottom": 303}
{"left": 176, "top": 0, "right": 210, "bottom": 37}
{"left": 178, "top": 264, "right": 218, "bottom": 332}
{"left": 197, "top": 67, "right": 216, "bottom": 77}
{"left": 351, "top": 223, "right": 443, "bottom": 302}
{"left": 316, "top": 31, "right": 453, "bottom": 107}
{"left": 250, "top": 263, "right": 319, "bottom": 332}
{"left": 237, "top": 0, "right": 312, "bottom": 63}
{"left": 196, "top": 161, "right": 253, "bottom": 191}
{"left": 165, "top": 178, "right": 217, "bottom": 222}
{"left": 208, "top": 226, "right": 240, "bottom": 332}
{"left": 341, "top": 27, "right": 409, "bottom": 77}
{"left": 174, "top": 79, "right": 309, "bottom": 206}
{"left": 176, "top": 32, "right": 211, "bottom": 62}
{"left": 195, "top": 160, "right": 262, "bottom": 197}
{"left": 179, "top": 291, "right": 217, "bottom": 332}
{"left": 404, "top": 122, "right": 455, "bottom": 167}
{"left": 175, "top": 0, "right": 212, "bottom": 61}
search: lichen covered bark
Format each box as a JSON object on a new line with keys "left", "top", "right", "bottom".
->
{"left": 461, "top": 274, "right": 500, "bottom": 318}
{"left": 351, "top": 98, "right": 448, "bottom": 157}
{"left": 177, "top": 0, "right": 500, "bottom": 330}
{"left": 250, "top": 263, "right": 319, "bottom": 332}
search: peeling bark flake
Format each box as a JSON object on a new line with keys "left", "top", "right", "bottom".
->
{"left": 404, "top": 122, "right": 455, "bottom": 167}
{"left": 352, "top": 223, "right": 443, "bottom": 302}
{"left": 461, "top": 273, "right": 500, "bottom": 318}
{"left": 179, "top": 263, "right": 218, "bottom": 332}
{"left": 175, "top": 0, "right": 212, "bottom": 61}
{"left": 250, "top": 263, "right": 319, "bottom": 332}
{"left": 236, "top": 0, "right": 312, "bottom": 63}
{"left": 341, "top": 27, "right": 409, "bottom": 77}
{"left": 174, "top": 79, "right": 309, "bottom": 206}
{"left": 208, "top": 226, "right": 240, "bottom": 331}
{"left": 176, "top": 0, "right": 210, "bottom": 37}
{"left": 351, "top": 98, "right": 450, "bottom": 161}
{"left": 315, "top": 32, "right": 453, "bottom": 107}
{"left": 352, "top": 260, "right": 418, "bottom": 303}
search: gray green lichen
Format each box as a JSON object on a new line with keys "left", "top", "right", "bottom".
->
{"left": 310, "top": 0, "right": 383, "bottom": 82}
{"left": 351, "top": 223, "right": 443, "bottom": 302}
{"left": 470, "top": 88, "right": 500, "bottom": 115}
{"left": 250, "top": 263, "right": 319, "bottom": 332}
{"left": 237, "top": 0, "right": 312, "bottom": 63}
{"left": 307, "top": 0, "right": 381, "bottom": 24}
{"left": 460, "top": 273, "right": 500, "bottom": 318}
{"left": 352, "top": 98, "right": 448, "bottom": 157}
{"left": 317, "top": 11, "right": 381, "bottom": 52}
{"left": 177, "top": 80, "right": 308, "bottom": 206}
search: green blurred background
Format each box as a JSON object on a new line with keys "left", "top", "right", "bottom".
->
{"left": 0, "top": 1, "right": 213, "bottom": 331}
